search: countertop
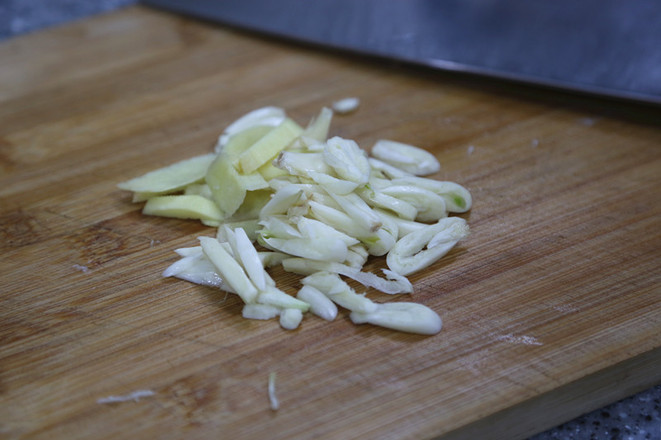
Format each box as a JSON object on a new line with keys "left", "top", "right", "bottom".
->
{"left": 1, "top": 2, "right": 659, "bottom": 439}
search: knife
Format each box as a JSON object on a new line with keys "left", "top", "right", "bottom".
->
{"left": 143, "top": 0, "right": 661, "bottom": 105}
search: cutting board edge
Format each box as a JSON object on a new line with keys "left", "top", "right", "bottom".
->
{"left": 439, "top": 346, "right": 661, "bottom": 440}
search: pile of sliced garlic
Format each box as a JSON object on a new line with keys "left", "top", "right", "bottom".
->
{"left": 118, "top": 105, "right": 471, "bottom": 335}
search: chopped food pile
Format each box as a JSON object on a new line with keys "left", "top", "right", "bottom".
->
{"left": 118, "top": 104, "right": 471, "bottom": 335}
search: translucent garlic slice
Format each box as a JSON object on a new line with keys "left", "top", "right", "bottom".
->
{"left": 332, "top": 97, "right": 360, "bottom": 114}
{"left": 199, "top": 236, "right": 258, "bottom": 304}
{"left": 280, "top": 308, "right": 303, "bottom": 330}
{"left": 216, "top": 106, "right": 286, "bottom": 152}
{"left": 371, "top": 139, "right": 440, "bottom": 176}
{"left": 296, "top": 285, "right": 338, "bottom": 321}
{"left": 282, "top": 259, "right": 412, "bottom": 294}
{"left": 301, "top": 272, "right": 377, "bottom": 314}
{"left": 350, "top": 302, "right": 442, "bottom": 335}
{"left": 387, "top": 217, "right": 469, "bottom": 276}
{"left": 323, "top": 137, "right": 370, "bottom": 185}
{"left": 243, "top": 304, "right": 280, "bottom": 320}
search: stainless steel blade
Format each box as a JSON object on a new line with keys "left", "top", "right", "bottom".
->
{"left": 143, "top": 0, "right": 661, "bottom": 105}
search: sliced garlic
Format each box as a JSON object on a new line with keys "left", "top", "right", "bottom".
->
{"left": 259, "top": 216, "right": 354, "bottom": 263}
{"left": 308, "top": 200, "right": 370, "bottom": 240}
{"left": 364, "top": 226, "right": 397, "bottom": 257}
{"left": 275, "top": 151, "right": 332, "bottom": 177}
{"left": 380, "top": 185, "right": 447, "bottom": 222}
{"left": 119, "top": 105, "right": 473, "bottom": 335}
{"left": 391, "top": 177, "right": 472, "bottom": 213}
{"left": 331, "top": 97, "right": 360, "bottom": 114}
{"left": 306, "top": 170, "right": 359, "bottom": 195}
{"left": 350, "top": 302, "right": 442, "bottom": 335}
{"left": 368, "top": 157, "right": 413, "bottom": 179}
{"left": 258, "top": 251, "right": 290, "bottom": 268}
{"left": 258, "top": 215, "right": 302, "bottom": 239}
{"left": 323, "top": 137, "right": 370, "bottom": 185}
{"left": 327, "top": 192, "right": 382, "bottom": 236}
{"left": 280, "top": 308, "right": 303, "bottom": 330}
{"left": 296, "top": 285, "right": 338, "bottom": 321}
{"left": 301, "top": 272, "right": 377, "bottom": 314}
{"left": 344, "top": 248, "right": 368, "bottom": 268}
{"left": 162, "top": 252, "right": 228, "bottom": 290}
{"left": 260, "top": 186, "right": 305, "bottom": 216}
{"left": 371, "top": 139, "right": 440, "bottom": 176}
{"left": 232, "top": 227, "right": 267, "bottom": 291}
{"left": 216, "top": 106, "right": 286, "bottom": 152}
{"left": 199, "top": 236, "right": 258, "bottom": 304}
{"left": 217, "top": 219, "right": 261, "bottom": 242}
{"left": 374, "top": 209, "right": 426, "bottom": 238}
{"left": 173, "top": 246, "right": 202, "bottom": 257}
{"left": 296, "top": 216, "right": 360, "bottom": 247}
{"left": 257, "top": 286, "right": 310, "bottom": 312}
{"left": 387, "top": 217, "right": 469, "bottom": 276}
{"left": 282, "top": 259, "right": 412, "bottom": 294}
{"left": 358, "top": 186, "right": 418, "bottom": 221}
{"left": 243, "top": 304, "right": 281, "bottom": 320}
{"left": 268, "top": 372, "right": 279, "bottom": 410}
{"left": 303, "top": 107, "right": 334, "bottom": 141}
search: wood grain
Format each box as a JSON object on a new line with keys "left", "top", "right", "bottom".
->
{"left": 1, "top": 6, "right": 660, "bottom": 440}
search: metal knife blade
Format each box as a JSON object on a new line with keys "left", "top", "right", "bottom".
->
{"left": 143, "top": 0, "right": 661, "bottom": 105}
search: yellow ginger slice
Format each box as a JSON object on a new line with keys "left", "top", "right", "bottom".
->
{"left": 205, "top": 156, "right": 247, "bottom": 217}
{"left": 238, "top": 118, "right": 303, "bottom": 174}
{"left": 142, "top": 195, "right": 223, "bottom": 223}
{"left": 118, "top": 153, "right": 215, "bottom": 194}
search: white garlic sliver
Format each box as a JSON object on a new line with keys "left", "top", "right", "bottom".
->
{"left": 371, "top": 140, "right": 440, "bottom": 176}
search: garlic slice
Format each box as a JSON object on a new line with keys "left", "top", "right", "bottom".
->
{"left": 303, "top": 107, "right": 334, "bottom": 141}
{"left": 233, "top": 227, "right": 267, "bottom": 291}
{"left": 380, "top": 185, "right": 447, "bottom": 222}
{"left": 268, "top": 372, "right": 279, "bottom": 410}
{"left": 350, "top": 302, "right": 442, "bottom": 335}
{"left": 282, "top": 259, "right": 412, "bottom": 294}
{"left": 216, "top": 106, "right": 286, "bottom": 152}
{"left": 296, "top": 285, "right": 338, "bottom": 321}
{"left": 331, "top": 97, "right": 360, "bottom": 114}
{"left": 391, "top": 177, "right": 473, "bottom": 213}
{"left": 258, "top": 286, "right": 310, "bottom": 312}
{"left": 387, "top": 217, "right": 469, "bottom": 276}
{"left": 358, "top": 186, "right": 418, "bottom": 221}
{"left": 323, "top": 137, "right": 370, "bottom": 185}
{"left": 162, "top": 252, "right": 228, "bottom": 290}
{"left": 243, "top": 304, "right": 281, "bottom": 320}
{"left": 280, "top": 308, "right": 304, "bottom": 330}
{"left": 301, "top": 272, "right": 377, "bottom": 314}
{"left": 368, "top": 158, "right": 413, "bottom": 179}
{"left": 371, "top": 140, "right": 440, "bottom": 176}
{"left": 199, "top": 236, "right": 258, "bottom": 304}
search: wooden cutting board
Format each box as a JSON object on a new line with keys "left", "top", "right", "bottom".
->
{"left": 1, "top": 6, "right": 660, "bottom": 439}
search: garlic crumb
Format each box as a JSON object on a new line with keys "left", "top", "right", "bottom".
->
{"left": 268, "top": 372, "right": 279, "bottom": 410}
{"left": 97, "top": 389, "right": 155, "bottom": 404}
{"left": 72, "top": 264, "right": 90, "bottom": 273}
{"left": 332, "top": 97, "right": 360, "bottom": 114}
